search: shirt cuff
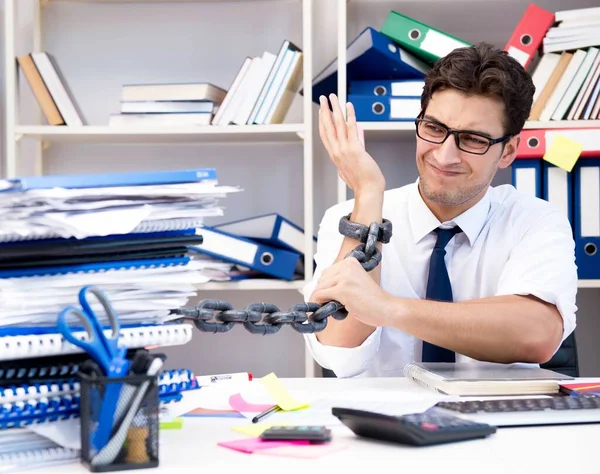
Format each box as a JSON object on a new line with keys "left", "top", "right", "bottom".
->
{"left": 303, "top": 327, "right": 382, "bottom": 378}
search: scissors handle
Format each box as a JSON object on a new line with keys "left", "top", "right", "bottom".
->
{"left": 78, "top": 285, "right": 124, "bottom": 358}
{"left": 57, "top": 307, "right": 113, "bottom": 372}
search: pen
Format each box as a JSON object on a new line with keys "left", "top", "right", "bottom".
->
{"left": 252, "top": 405, "right": 281, "bottom": 424}
{"left": 195, "top": 372, "right": 253, "bottom": 386}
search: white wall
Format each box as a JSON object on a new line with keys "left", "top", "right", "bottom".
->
{"left": 2, "top": 0, "right": 600, "bottom": 378}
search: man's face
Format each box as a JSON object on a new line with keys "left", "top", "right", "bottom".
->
{"left": 416, "top": 88, "right": 518, "bottom": 209}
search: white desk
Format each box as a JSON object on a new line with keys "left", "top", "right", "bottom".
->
{"left": 46, "top": 377, "right": 598, "bottom": 474}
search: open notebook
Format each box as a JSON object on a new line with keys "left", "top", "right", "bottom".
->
{"left": 404, "top": 362, "right": 573, "bottom": 396}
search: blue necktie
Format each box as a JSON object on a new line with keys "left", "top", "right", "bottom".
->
{"left": 421, "top": 226, "right": 462, "bottom": 363}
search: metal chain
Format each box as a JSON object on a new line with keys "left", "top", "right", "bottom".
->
{"left": 172, "top": 215, "right": 392, "bottom": 335}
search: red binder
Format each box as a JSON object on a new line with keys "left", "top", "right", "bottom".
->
{"left": 517, "top": 128, "right": 600, "bottom": 158}
{"left": 504, "top": 4, "right": 555, "bottom": 70}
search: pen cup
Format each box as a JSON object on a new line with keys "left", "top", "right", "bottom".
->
{"left": 79, "top": 372, "right": 159, "bottom": 472}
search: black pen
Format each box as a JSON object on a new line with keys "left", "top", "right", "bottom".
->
{"left": 252, "top": 405, "right": 281, "bottom": 424}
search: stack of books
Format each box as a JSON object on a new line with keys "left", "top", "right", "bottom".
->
{"left": 18, "top": 52, "right": 85, "bottom": 126}
{"left": 110, "top": 82, "right": 228, "bottom": 126}
{"left": 308, "top": 11, "right": 471, "bottom": 122}
{"left": 212, "top": 39, "right": 303, "bottom": 126}
{"left": 526, "top": 6, "right": 600, "bottom": 122}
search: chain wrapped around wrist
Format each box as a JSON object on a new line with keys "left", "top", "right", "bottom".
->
{"left": 172, "top": 214, "right": 392, "bottom": 335}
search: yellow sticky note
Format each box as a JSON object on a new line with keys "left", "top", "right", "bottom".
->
{"left": 543, "top": 134, "right": 583, "bottom": 172}
{"left": 232, "top": 422, "right": 293, "bottom": 438}
{"left": 259, "top": 373, "right": 308, "bottom": 411}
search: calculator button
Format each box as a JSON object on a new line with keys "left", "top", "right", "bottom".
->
{"left": 419, "top": 423, "right": 439, "bottom": 430}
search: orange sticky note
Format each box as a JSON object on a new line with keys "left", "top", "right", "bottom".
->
{"left": 542, "top": 134, "right": 583, "bottom": 172}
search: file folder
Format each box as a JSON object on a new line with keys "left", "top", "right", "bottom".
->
{"left": 349, "top": 94, "right": 421, "bottom": 122}
{"left": 543, "top": 161, "right": 573, "bottom": 225}
{"left": 0, "top": 168, "right": 217, "bottom": 192}
{"left": 511, "top": 158, "right": 542, "bottom": 198}
{"left": 504, "top": 4, "right": 555, "bottom": 69}
{"left": 308, "top": 27, "right": 429, "bottom": 104}
{"left": 192, "top": 227, "right": 300, "bottom": 281}
{"left": 213, "top": 213, "right": 316, "bottom": 255}
{"left": 573, "top": 158, "right": 600, "bottom": 279}
{"left": 349, "top": 79, "right": 424, "bottom": 97}
{"left": 517, "top": 129, "right": 600, "bottom": 159}
{"left": 381, "top": 11, "right": 471, "bottom": 64}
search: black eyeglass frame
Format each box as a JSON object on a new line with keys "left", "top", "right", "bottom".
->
{"left": 414, "top": 117, "right": 513, "bottom": 155}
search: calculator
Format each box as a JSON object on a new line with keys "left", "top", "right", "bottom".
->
{"left": 332, "top": 407, "right": 496, "bottom": 446}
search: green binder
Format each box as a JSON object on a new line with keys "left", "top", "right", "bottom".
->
{"left": 381, "top": 11, "right": 471, "bottom": 64}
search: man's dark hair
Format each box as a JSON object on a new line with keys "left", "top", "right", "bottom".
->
{"left": 420, "top": 42, "right": 535, "bottom": 136}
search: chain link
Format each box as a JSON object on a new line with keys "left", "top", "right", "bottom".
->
{"left": 172, "top": 215, "right": 392, "bottom": 334}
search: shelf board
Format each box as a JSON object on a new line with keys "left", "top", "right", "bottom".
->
{"left": 196, "top": 279, "right": 306, "bottom": 291}
{"left": 15, "top": 124, "right": 305, "bottom": 145}
{"left": 359, "top": 120, "right": 600, "bottom": 140}
{"left": 523, "top": 121, "right": 600, "bottom": 130}
{"left": 47, "top": 0, "right": 296, "bottom": 3}
{"left": 578, "top": 280, "right": 600, "bottom": 289}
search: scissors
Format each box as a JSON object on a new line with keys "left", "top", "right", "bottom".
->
{"left": 57, "top": 285, "right": 130, "bottom": 452}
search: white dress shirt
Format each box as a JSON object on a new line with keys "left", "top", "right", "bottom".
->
{"left": 303, "top": 181, "right": 578, "bottom": 378}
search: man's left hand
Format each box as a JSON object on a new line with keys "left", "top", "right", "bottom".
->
{"left": 310, "top": 258, "right": 392, "bottom": 327}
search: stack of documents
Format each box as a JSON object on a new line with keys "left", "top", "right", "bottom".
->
{"left": 0, "top": 167, "right": 241, "bottom": 327}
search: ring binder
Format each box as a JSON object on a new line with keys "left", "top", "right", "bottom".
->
{"left": 0, "top": 323, "right": 193, "bottom": 362}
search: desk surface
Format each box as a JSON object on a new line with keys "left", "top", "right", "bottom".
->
{"left": 46, "top": 377, "right": 597, "bottom": 474}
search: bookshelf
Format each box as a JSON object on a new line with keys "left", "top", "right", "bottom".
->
{"left": 4, "top": 0, "right": 317, "bottom": 377}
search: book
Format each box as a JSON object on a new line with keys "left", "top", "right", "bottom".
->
{"left": 30, "top": 52, "right": 85, "bottom": 126}
{"left": 108, "top": 113, "right": 212, "bottom": 126}
{"left": 17, "top": 55, "right": 64, "bottom": 126}
{"left": 121, "top": 82, "right": 227, "bottom": 103}
{"left": 404, "top": 362, "right": 573, "bottom": 396}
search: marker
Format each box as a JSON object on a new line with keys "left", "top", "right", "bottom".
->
{"left": 195, "top": 372, "right": 253, "bottom": 386}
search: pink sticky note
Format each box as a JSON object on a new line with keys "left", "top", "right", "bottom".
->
{"left": 229, "top": 393, "right": 275, "bottom": 413}
{"left": 217, "top": 438, "right": 310, "bottom": 454}
{"left": 256, "top": 443, "right": 348, "bottom": 459}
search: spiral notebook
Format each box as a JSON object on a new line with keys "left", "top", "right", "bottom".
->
{"left": 0, "top": 216, "right": 205, "bottom": 244}
{"left": 0, "top": 323, "right": 193, "bottom": 362}
{"left": 403, "top": 362, "right": 572, "bottom": 396}
{"left": 0, "top": 430, "right": 79, "bottom": 472}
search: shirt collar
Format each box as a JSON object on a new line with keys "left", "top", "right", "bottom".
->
{"left": 408, "top": 180, "right": 491, "bottom": 246}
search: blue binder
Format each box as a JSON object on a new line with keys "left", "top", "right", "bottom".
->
{"left": 511, "top": 159, "right": 542, "bottom": 198}
{"left": 573, "top": 158, "right": 600, "bottom": 279}
{"left": 309, "top": 27, "right": 430, "bottom": 104}
{"left": 192, "top": 227, "right": 300, "bottom": 281}
{"left": 542, "top": 162, "right": 574, "bottom": 226}
{"left": 349, "top": 79, "right": 425, "bottom": 97}
{"left": 213, "top": 213, "right": 316, "bottom": 255}
{"left": 349, "top": 94, "right": 421, "bottom": 122}
{"left": 0, "top": 168, "right": 217, "bottom": 192}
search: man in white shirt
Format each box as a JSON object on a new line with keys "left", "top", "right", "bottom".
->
{"left": 303, "top": 42, "right": 577, "bottom": 378}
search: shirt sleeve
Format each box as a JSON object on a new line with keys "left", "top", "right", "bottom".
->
{"left": 495, "top": 209, "right": 578, "bottom": 352}
{"left": 302, "top": 205, "right": 382, "bottom": 378}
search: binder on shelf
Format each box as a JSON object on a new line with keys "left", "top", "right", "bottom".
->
{"left": 213, "top": 213, "right": 316, "bottom": 255}
{"left": 542, "top": 161, "right": 573, "bottom": 225}
{"left": 517, "top": 128, "right": 600, "bottom": 159}
{"left": 573, "top": 158, "right": 600, "bottom": 279}
{"left": 349, "top": 79, "right": 425, "bottom": 97}
{"left": 504, "top": 4, "right": 555, "bottom": 69}
{"left": 308, "top": 27, "right": 430, "bottom": 104}
{"left": 380, "top": 11, "right": 471, "bottom": 65}
{"left": 0, "top": 323, "right": 194, "bottom": 362}
{"left": 0, "top": 168, "right": 217, "bottom": 192}
{"left": 192, "top": 226, "right": 300, "bottom": 281}
{"left": 349, "top": 94, "right": 421, "bottom": 122}
{"left": 511, "top": 158, "right": 542, "bottom": 198}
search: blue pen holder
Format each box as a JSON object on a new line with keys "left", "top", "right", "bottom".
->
{"left": 79, "top": 372, "right": 159, "bottom": 472}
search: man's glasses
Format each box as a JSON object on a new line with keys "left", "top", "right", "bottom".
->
{"left": 415, "top": 118, "right": 512, "bottom": 155}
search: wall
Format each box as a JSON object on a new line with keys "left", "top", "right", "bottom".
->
{"left": 2, "top": 0, "right": 599, "bottom": 377}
